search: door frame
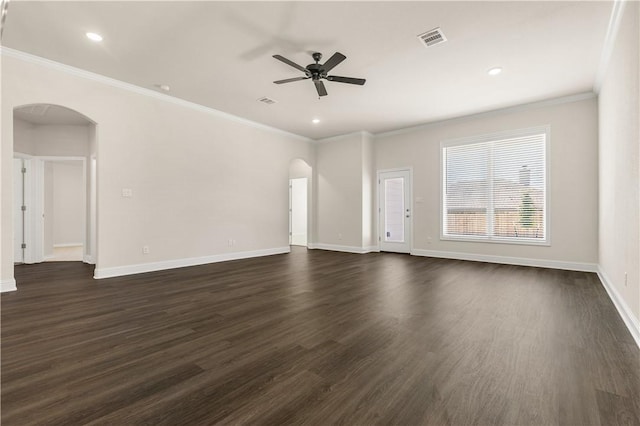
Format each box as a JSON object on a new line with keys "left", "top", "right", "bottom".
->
{"left": 377, "top": 167, "right": 413, "bottom": 253}
{"left": 289, "top": 177, "right": 309, "bottom": 247}
{"left": 16, "top": 155, "right": 87, "bottom": 263}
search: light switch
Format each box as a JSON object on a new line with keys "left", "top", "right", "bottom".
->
{"left": 122, "top": 188, "right": 133, "bottom": 198}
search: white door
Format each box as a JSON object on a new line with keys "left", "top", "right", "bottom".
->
{"left": 13, "top": 158, "right": 24, "bottom": 263}
{"left": 379, "top": 170, "right": 412, "bottom": 253}
{"left": 289, "top": 178, "right": 308, "bottom": 246}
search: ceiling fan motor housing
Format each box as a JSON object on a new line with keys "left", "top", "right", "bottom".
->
{"left": 306, "top": 63, "right": 323, "bottom": 79}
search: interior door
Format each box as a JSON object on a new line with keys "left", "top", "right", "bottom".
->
{"left": 13, "top": 158, "right": 24, "bottom": 263}
{"left": 379, "top": 170, "right": 411, "bottom": 253}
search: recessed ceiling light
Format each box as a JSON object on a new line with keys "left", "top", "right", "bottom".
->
{"left": 488, "top": 67, "right": 502, "bottom": 76}
{"left": 312, "top": 118, "right": 320, "bottom": 124}
{"left": 86, "top": 32, "right": 103, "bottom": 42}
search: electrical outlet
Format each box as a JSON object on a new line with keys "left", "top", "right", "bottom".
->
{"left": 624, "top": 272, "right": 628, "bottom": 287}
{"left": 427, "top": 236, "right": 433, "bottom": 244}
{"left": 122, "top": 188, "right": 133, "bottom": 198}
{"left": 228, "top": 239, "right": 233, "bottom": 246}
{"left": 142, "top": 245, "right": 150, "bottom": 254}
{"left": 338, "top": 233, "right": 342, "bottom": 240}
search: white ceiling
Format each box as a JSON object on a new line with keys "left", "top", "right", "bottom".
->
{"left": 3, "top": 1, "right": 613, "bottom": 139}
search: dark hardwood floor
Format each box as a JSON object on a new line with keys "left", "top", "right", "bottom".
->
{"left": 2, "top": 248, "right": 639, "bottom": 425}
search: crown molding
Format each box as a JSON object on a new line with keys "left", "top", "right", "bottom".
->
{"left": 0, "top": 47, "right": 311, "bottom": 143}
{"left": 1, "top": 47, "right": 600, "bottom": 145}
{"left": 374, "top": 92, "right": 596, "bottom": 139}
{"left": 313, "top": 130, "right": 373, "bottom": 145}
{"left": 593, "top": 0, "right": 627, "bottom": 93}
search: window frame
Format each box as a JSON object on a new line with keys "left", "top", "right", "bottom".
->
{"left": 439, "top": 125, "right": 551, "bottom": 246}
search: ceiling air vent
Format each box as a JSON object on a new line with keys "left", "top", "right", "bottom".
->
{"left": 23, "top": 104, "right": 51, "bottom": 116}
{"left": 257, "top": 96, "right": 277, "bottom": 105}
{"left": 417, "top": 27, "right": 447, "bottom": 48}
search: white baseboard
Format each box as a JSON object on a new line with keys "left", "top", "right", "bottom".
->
{"left": 83, "top": 255, "right": 95, "bottom": 265}
{"left": 308, "top": 243, "right": 377, "bottom": 254}
{"left": 1, "top": 279, "right": 17, "bottom": 293}
{"left": 54, "top": 243, "right": 83, "bottom": 248}
{"left": 411, "top": 249, "right": 598, "bottom": 272}
{"left": 93, "top": 247, "right": 290, "bottom": 279}
{"left": 597, "top": 266, "right": 640, "bottom": 349}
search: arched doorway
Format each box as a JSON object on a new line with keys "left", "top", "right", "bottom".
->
{"left": 289, "top": 159, "right": 312, "bottom": 248}
{"left": 13, "top": 104, "right": 98, "bottom": 272}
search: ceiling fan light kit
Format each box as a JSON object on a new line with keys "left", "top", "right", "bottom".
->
{"left": 273, "top": 51, "right": 366, "bottom": 98}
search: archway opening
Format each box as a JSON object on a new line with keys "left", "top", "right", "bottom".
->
{"left": 13, "top": 104, "right": 98, "bottom": 273}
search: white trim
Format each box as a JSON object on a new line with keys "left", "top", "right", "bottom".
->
{"left": 594, "top": 0, "right": 627, "bottom": 93}
{"left": 313, "top": 130, "right": 369, "bottom": 144}
{"left": 54, "top": 243, "right": 83, "bottom": 248}
{"left": 377, "top": 168, "right": 413, "bottom": 254}
{"left": 411, "top": 249, "right": 597, "bottom": 273}
{"left": 83, "top": 255, "right": 95, "bottom": 265}
{"left": 1, "top": 47, "right": 310, "bottom": 143}
{"left": 1, "top": 279, "right": 17, "bottom": 293}
{"left": 597, "top": 266, "right": 640, "bottom": 349}
{"left": 30, "top": 156, "right": 87, "bottom": 264}
{"left": 93, "top": 247, "right": 290, "bottom": 279}
{"left": 376, "top": 92, "right": 595, "bottom": 139}
{"left": 308, "top": 243, "right": 377, "bottom": 254}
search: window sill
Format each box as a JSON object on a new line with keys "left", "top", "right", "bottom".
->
{"left": 440, "top": 235, "right": 550, "bottom": 247}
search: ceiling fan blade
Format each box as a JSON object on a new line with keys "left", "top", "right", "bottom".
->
{"left": 326, "top": 75, "right": 366, "bottom": 85}
{"left": 321, "top": 52, "right": 346, "bottom": 73}
{"left": 274, "top": 76, "right": 310, "bottom": 84}
{"left": 314, "top": 80, "right": 328, "bottom": 97}
{"left": 273, "top": 55, "right": 308, "bottom": 73}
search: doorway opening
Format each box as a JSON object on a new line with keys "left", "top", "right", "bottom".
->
{"left": 378, "top": 169, "right": 412, "bottom": 253}
{"left": 289, "top": 158, "right": 312, "bottom": 248}
{"left": 13, "top": 104, "right": 97, "bottom": 271}
{"left": 289, "top": 178, "right": 308, "bottom": 246}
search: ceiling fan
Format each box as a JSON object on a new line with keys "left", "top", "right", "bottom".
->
{"left": 272, "top": 52, "right": 366, "bottom": 97}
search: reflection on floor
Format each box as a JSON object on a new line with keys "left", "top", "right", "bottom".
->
{"left": 45, "top": 245, "right": 83, "bottom": 262}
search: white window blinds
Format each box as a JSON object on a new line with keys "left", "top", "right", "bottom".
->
{"left": 442, "top": 127, "right": 548, "bottom": 244}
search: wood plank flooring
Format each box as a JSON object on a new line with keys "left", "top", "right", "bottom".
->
{"left": 2, "top": 248, "right": 639, "bottom": 425}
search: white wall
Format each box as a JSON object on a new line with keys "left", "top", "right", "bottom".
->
{"left": 13, "top": 120, "right": 90, "bottom": 157}
{"left": 598, "top": 1, "right": 640, "bottom": 322}
{"left": 361, "top": 132, "right": 375, "bottom": 249}
{"left": 52, "top": 161, "right": 84, "bottom": 246}
{"left": 31, "top": 124, "right": 90, "bottom": 157}
{"left": 13, "top": 118, "right": 35, "bottom": 154}
{"left": 375, "top": 97, "right": 599, "bottom": 268}
{"left": 315, "top": 132, "right": 366, "bottom": 250}
{"left": 1, "top": 52, "right": 312, "bottom": 284}
{"left": 314, "top": 131, "right": 376, "bottom": 252}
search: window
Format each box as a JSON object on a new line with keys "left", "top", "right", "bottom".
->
{"left": 441, "top": 126, "right": 549, "bottom": 245}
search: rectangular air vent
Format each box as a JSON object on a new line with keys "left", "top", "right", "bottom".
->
{"left": 257, "top": 97, "right": 277, "bottom": 105}
{"left": 25, "top": 104, "right": 51, "bottom": 116}
{"left": 417, "top": 27, "right": 447, "bottom": 48}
